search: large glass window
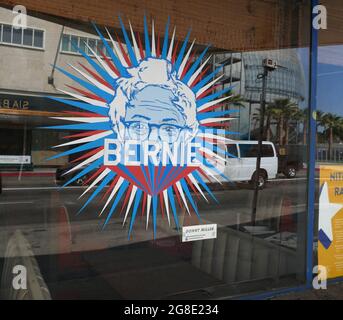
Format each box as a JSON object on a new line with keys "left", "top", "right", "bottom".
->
{"left": 0, "top": 1, "right": 312, "bottom": 300}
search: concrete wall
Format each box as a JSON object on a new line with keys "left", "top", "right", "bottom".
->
{"left": 0, "top": 7, "right": 100, "bottom": 95}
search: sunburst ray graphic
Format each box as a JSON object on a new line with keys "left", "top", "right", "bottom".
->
{"left": 44, "top": 16, "right": 240, "bottom": 239}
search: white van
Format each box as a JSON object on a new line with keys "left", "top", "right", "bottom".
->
{"left": 211, "top": 141, "right": 278, "bottom": 189}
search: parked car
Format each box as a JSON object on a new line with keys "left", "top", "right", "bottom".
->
{"left": 277, "top": 146, "right": 305, "bottom": 178}
{"left": 210, "top": 140, "right": 278, "bottom": 189}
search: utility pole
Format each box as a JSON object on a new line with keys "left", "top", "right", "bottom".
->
{"left": 250, "top": 59, "right": 278, "bottom": 226}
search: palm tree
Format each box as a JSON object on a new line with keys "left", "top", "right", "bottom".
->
{"left": 321, "top": 113, "right": 342, "bottom": 160}
{"left": 293, "top": 108, "right": 308, "bottom": 145}
{"left": 252, "top": 104, "right": 274, "bottom": 140}
{"left": 227, "top": 94, "right": 246, "bottom": 109}
{"left": 268, "top": 99, "right": 298, "bottom": 145}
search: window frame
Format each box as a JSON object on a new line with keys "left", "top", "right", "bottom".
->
{"left": 0, "top": 21, "right": 45, "bottom": 51}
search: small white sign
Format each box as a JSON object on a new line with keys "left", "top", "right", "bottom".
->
{"left": 0, "top": 155, "right": 31, "bottom": 164}
{"left": 182, "top": 224, "right": 217, "bottom": 242}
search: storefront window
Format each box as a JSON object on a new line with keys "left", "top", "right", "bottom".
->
{"left": 0, "top": 0, "right": 313, "bottom": 300}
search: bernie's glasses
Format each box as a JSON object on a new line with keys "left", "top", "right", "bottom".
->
{"left": 123, "top": 121, "right": 190, "bottom": 143}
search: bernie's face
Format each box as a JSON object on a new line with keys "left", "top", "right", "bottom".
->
{"left": 122, "top": 85, "right": 189, "bottom": 145}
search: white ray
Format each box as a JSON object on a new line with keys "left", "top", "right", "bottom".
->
{"left": 198, "top": 147, "right": 227, "bottom": 164}
{"left": 122, "top": 185, "right": 138, "bottom": 226}
{"left": 188, "top": 173, "right": 208, "bottom": 203}
{"left": 175, "top": 181, "right": 191, "bottom": 215}
{"left": 177, "top": 38, "right": 195, "bottom": 78}
{"left": 100, "top": 177, "right": 124, "bottom": 215}
{"left": 83, "top": 42, "right": 118, "bottom": 80}
{"left": 146, "top": 195, "right": 152, "bottom": 230}
{"left": 151, "top": 19, "right": 156, "bottom": 57}
{"left": 56, "top": 88, "right": 108, "bottom": 108}
{"left": 200, "top": 164, "right": 223, "bottom": 185}
{"left": 197, "top": 132, "right": 234, "bottom": 143}
{"left": 163, "top": 190, "right": 171, "bottom": 226}
{"left": 51, "top": 117, "right": 108, "bottom": 123}
{"left": 128, "top": 20, "right": 141, "bottom": 61}
{"left": 79, "top": 168, "right": 111, "bottom": 199}
{"left": 167, "top": 26, "right": 176, "bottom": 61}
{"left": 196, "top": 74, "right": 224, "bottom": 98}
{"left": 62, "top": 149, "right": 104, "bottom": 176}
{"left": 105, "top": 27, "right": 129, "bottom": 68}
{"left": 197, "top": 95, "right": 233, "bottom": 112}
{"left": 53, "top": 130, "right": 112, "bottom": 148}
{"left": 68, "top": 63, "right": 114, "bottom": 95}
{"left": 199, "top": 117, "right": 236, "bottom": 125}
{"left": 187, "top": 55, "right": 212, "bottom": 87}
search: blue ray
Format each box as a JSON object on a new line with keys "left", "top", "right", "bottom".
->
{"left": 152, "top": 195, "right": 158, "bottom": 238}
{"left": 43, "top": 122, "right": 111, "bottom": 131}
{"left": 47, "top": 139, "right": 105, "bottom": 160}
{"left": 192, "top": 66, "right": 223, "bottom": 93}
{"left": 148, "top": 160, "right": 155, "bottom": 195}
{"left": 197, "top": 154, "right": 230, "bottom": 182}
{"left": 103, "top": 180, "right": 130, "bottom": 228}
{"left": 198, "top": 127, "right": 240, "bottom": 135}
{"left": 197, "top": 110, "right": 239, "bottom": 121}
{"left": 91, "top": 22, "right": 130, "bottom": 78}
{"left": 117, "top": 164, "right": 146, "bottom": 191}
{"left": 140, "top": 164, "right": 151, "bottom": 192}
{"left": 70, "top": 41, "right": 115, "bottom": 87}
{"left": 202, "top": 141, "right": 237, "bottom": 158}
{"left": 159, "top": 166, "right": 185, "bottom": 192}
{"left": 167, "top": 187, "right": 179, "bottom": 230}
{"left": 128, "top": 189, "right": 143, "bottom": 239}
{"left": 180, "top": 178, "right": 201, "bottom": 222}
{"left": 182, "top": 45, "right": 210, "bottom": 84}
{"left": 174, "top": 29, "right": 191, "bottom": 72}
{"left": 196, "top": 86, "right": 233, "bottom": 108}
{"left": 78, "top": 171, "right": 116, "bottom": 214}
{"left": 161, "top": 16, "right": 170, "bottom": 59}
{"left": 118, "top": 15, "right": 138, "bottom": 67}
{"left": 62, "top": 158, "right": 103, "bottom": 187}
{"left": 46, "top": 96, "right": 109, "bottom": 116}
{"left": 144, "top": 15, "right": 151, "bottom": 57}
{"left": 53, "top": 65, "right": 113, "bottom": 102}
{"left": 192, "top": 171, "right": 218, "bottom": 203}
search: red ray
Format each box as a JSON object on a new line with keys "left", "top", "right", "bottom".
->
{"left": 137, "top": 31, "right": 145, "bottom": 60}
{"left": 172, "top": 40, "right": 180, "bottom": 64}
{"left": 181, "top": 50, "right": 197, "bottom": 79}
{"left": 172, "top": 184, "right": 183, "bottom": 209}
{"left": 201, "top": 122, "right": 232, "bottom": 128}
{"left": 115, "top": 31, "right": 132, "bottom": 67}
{"left": 83, "top": 166, "right": 106, "bottom": 186}
{"left": 120, "top": 184, "right": 134, "bottom": 215}
{"left": 141, "top": 192, "right": 147, "bottom": 217}
{"left": 190, "top": 66, "right": 210, "bottom": 88}
{"left": 70, "top": 146, "right": 104, "bottom": 164}
{"left": 66, "top": 84, "right": 106, "bottom": 102}
{"left": 78, "top": 63, "right": 112, "bottom": 89}
{"left": 198, "top": 103, "right": 226, "bottom": 113}
{"left": 197, "top": 84, "right": 221, "bottom": 100}
{"left": 185, "top": 176, "right": 201, "bottom": 201}
{"left": 156, "top": 33, "right": 161, "bottom": 58}
{"left": 159, "top": 192, "right": 165, "bottom": 219}
{"left": 197, "top": 167, "right": 213, "bottom": 182}
{"left": 97, "top": 47, "right": 119, "bottom": 76}
{"left": 62, "top": 111, "right": 104, "bottom": 117}
{"left": 63, "top": 130, "right": 105, "bottom": 140}
{"left": 101, "top": 175, "right": 120, "bottom": 201}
